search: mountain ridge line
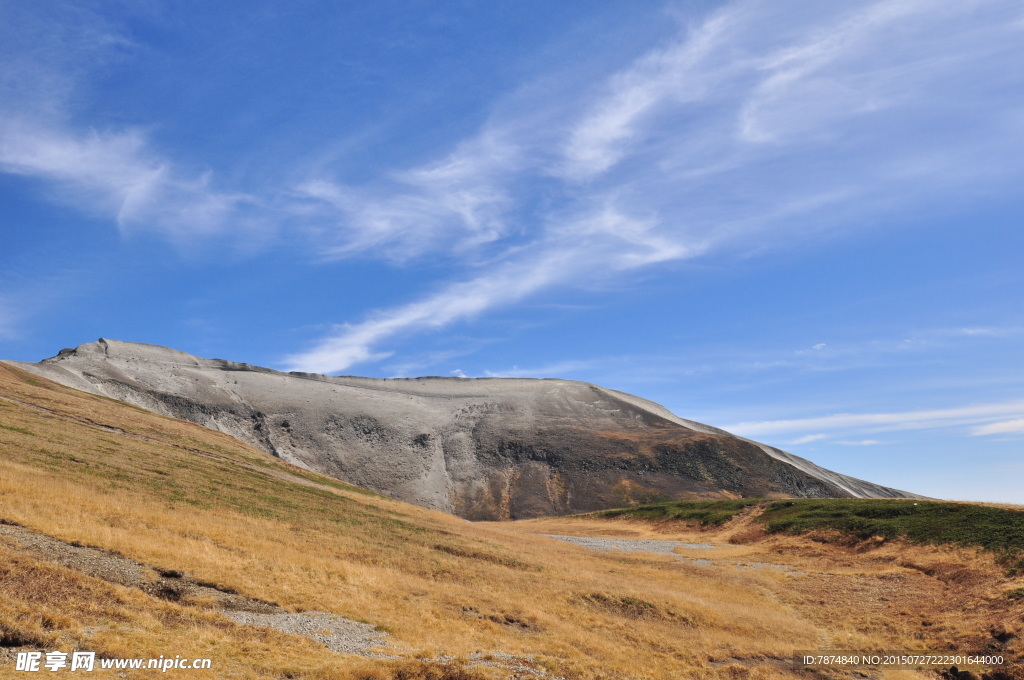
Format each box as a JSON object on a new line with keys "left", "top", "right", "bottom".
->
{"left": 4, "top": 338, "right": 922, "bottom": 519}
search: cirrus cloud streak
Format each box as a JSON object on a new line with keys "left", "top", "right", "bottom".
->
{"left": 726, "top": 400, "right": 1024, "bottom": 439}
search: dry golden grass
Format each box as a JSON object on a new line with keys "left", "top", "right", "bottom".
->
{"left": 1, "top": 363, "right": 1021, "bottom": 679}
{"left": 0, "top": 541, "right": 387, "bottom": 679}
{"left": 506, "top": 515, "right": 1024, "bottom": 678}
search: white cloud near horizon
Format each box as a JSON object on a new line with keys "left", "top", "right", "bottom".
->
{"left": 726, "top": 400, "right": 1024, "bottom": 438}
{"left": 972, "top": 419, "right": 1024, "bottom": 436}
{"left": 481, "top": 359, "right": 604, "bottom": 379}
{"left": 789, "top": 433, "right": 828, "bottom": 445}
{"left": 283, "top": 249, "right": 572, "bottom": 373}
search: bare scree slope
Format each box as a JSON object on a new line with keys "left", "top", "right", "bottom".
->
{"left": 7, "top": 339, "right": 918, "bottom": 518}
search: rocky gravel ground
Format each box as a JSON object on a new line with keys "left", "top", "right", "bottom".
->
{"left": 543, "top": 534, "right": 716, "bottom": 553}
{"left": 222, "top": 610, "right": 390, "bottom": 657}
{"left": 543, "top": 533, "right": 805, "bottom": 574}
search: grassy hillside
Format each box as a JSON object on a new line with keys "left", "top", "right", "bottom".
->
{"left": 759, "top": 499, "right": 1024, "bottom": 574}
{"left": 592, "top": 498, "right": 1024, "bottom": 573}
{"left": 519, "top": 501, "right": 1024, "bottom": 679}
{"left": 0, "top": 363, "right": 827, "bottom": 679}
{"left": 3, "top": 363, "right": 1023, "bottom": 679}
{"left": 596, "top": 499, "right": 762, "bottom": 526}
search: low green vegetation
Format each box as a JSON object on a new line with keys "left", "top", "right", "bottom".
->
{"left": 758, "top": 499, "right": 1024, "bottom": 572}
{"left": 593, "top": 498, "right": 761, "bottom": 526}
{"left": 596, "top": 497, "right": 1024, "bottom": 574}
{"left": 0, "top": 422, "right": 34, "bottom": 435}
{"left": 431, "top": 544, "right": 535, "bottom": 571}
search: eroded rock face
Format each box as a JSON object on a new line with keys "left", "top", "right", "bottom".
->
{"left": 6, "top": 339, "right": 922, "bottom": 519}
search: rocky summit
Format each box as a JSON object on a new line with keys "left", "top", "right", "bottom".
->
{"left": 5, "top": 339, "right": 921, "bottom": 519}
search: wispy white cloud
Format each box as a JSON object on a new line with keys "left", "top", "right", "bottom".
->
{"left": 973, "top": 419, "right": 1024, "bottom": 437}
{"left": 776, "top": 326, "right": 1024, "bottom": 372}
{"left": 0, "top": 273, "right": 89, "bottom": 342}
{"left": 294, "top": 130, "right": 522, "bottom": 261}
{"left": 482, "top": 359, "right": 603, "bottom": 379}
{"left": 0, "top": 6, "right": 260, "bottom": 245}
{"left": 379, "top": 348, "right": 483, "bottom": 379}
{"left": 737, "top": 0, "right": 929, "bottom": 144}
{"left": 559, "top": 8, "right": 736, "bottom": 180}
{"left": 283, "top": 202, "right": 698, "bottom": 373}
{"left": 942, "top": 327, "right": 1023, "bottom": 339}
{"left": 836, "top": 439, "right": 883, "bottom": 446}
{"left": 726, "top": 400, "right": 1024, "bottom": 437}
{"left": 0, "top": 119, "right": 253, "bottom": 240}
{"left": 789, "top": 433, "right": 828, "bottom": 445}
{"left": 283, "top": 249, "right": 571, "bottom": 373}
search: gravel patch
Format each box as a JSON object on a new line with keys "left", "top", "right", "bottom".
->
{"left": 543, "top": 534, "right": 716, "bottom": 554}
{"left": 467, "top": 651, "right": 563, "bottom": 679}
{"left": 543, "top": 534, "right": 804, "bottom": 575}
{"left": 425, "top": 653, "right": 564, "bottom": 680}
{"left": 222, "top": 610, "right": 390, "bottom": 657}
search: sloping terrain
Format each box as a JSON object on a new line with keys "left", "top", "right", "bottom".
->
{"left": 504, "top": 505, "right": 1024, "bottom": 680}
{"left": 0, "top": 363, "right": 1021, "bottom": 679}
{"left": 0, "top": 359, "right": 820, "bottom": 679}
{"left": 596, "top": 498, "right": 1024, "bottom": 575}
{"left": 6, "top": 339, "right": 919, "bottom": 520}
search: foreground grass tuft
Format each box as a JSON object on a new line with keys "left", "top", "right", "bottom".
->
{"left": 387, "top": 661, "right": 488, "bottom": 680}
{"left": 573, "top": 592, "right": 690, "bottom": 622}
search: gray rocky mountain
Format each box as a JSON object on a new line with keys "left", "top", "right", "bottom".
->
{"left": 5, "top": 339, "right": 921, "bottom": 519}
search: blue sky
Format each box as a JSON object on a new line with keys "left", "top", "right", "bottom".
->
{"left": 2, "top": 1, "right": 1023, "bottom": 503}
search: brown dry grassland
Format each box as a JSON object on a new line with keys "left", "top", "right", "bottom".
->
{"left": 0, "top": 363, "right": 1021, "bottom": 679}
